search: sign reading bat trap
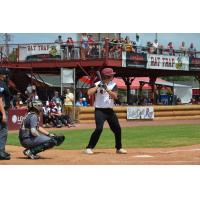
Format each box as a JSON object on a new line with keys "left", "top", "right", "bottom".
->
{"left": 127, "top": 106, "right": 154, "bottom": 120}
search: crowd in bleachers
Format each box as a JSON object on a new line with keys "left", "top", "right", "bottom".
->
{"left": 10, "top": 83, "right": 90, "bottom": 128}
{"left": 54, "top": 34, "right": 198, "bottom": 60}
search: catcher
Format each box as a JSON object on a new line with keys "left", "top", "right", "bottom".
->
{"left": 19, "top": 100, "right": 65, "bottom": 159}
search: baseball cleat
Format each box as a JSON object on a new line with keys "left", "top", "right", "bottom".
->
{"left": 116, "top": 148, "right": 127, "bottom": 154}
{"left": 23, "top": 149, "right": 40, "bottom": 159}
{"left": 85, "top": 148, "right": 94, "bottom": 154}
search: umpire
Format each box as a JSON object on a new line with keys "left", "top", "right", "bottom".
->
{"left": 0, "top": 67, "right": 11, "bottom": 160}
{"left": 85, "top": 68, "right": 127, "bottom": 154}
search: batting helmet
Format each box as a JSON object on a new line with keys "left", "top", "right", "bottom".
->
{"left": 101, "top": 68, "right": 116, "bottom": 77}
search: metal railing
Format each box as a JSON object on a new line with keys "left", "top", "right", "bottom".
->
{"left": 1, "top": 40, "right": 200, "bottom": 63}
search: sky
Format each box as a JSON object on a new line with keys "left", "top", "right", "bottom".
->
{"left": 0, "top": 33, "right": 200, "bottom": 50}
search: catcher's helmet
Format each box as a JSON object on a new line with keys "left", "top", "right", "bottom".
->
{"left": 28, "top": 101, "right": 43, "bottom": 112}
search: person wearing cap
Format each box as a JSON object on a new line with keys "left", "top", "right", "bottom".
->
{"left": 85, "top": 68, "right": 127, "bottom": 154}
{"left": 0, "top": 67, "right": 11, "bottom": 160}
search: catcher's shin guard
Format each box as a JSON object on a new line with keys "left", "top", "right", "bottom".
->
{"left": 30, "top": 139, "right": 57, "bottom": 155}
{"left": 52, "top": 135, "right": 65, "bottom": 146}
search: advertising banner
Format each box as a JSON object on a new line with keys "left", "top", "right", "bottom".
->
{"left": 189, "top": 57, "right": 200, "bottom": 71}
{"left": 19, "top": 43, "right": 61, "bottom": 61}
{"left": 122, "top": 52, "right": 147, "bottom": 68}
{"left": 127, "top": 106, "right": 154, "bottom": 119}
{"left": 8, "top": 109, "right": 43, "bottom": 130}
{"left": 147, "top": 54, "right": 189, "bottom": 71}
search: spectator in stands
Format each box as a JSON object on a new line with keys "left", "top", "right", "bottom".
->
{"left": 176, "top": 97, "right": 182, "bottom": 105}
{"left": 55, "top": 35, "right": 63, "bottom": 44}
{"left": 80, "top": 33, "right": 89, "bottom": 60}
{"left": 123, "top": 36, "right": 134, "bottom": 52}
{"left": 147, "top": 41, "right": 155, "bottom": 54}
{"left": 51, "top": 91, "right": 62, "bottom": 105}
{"left": 12, "top": 92, "right": 23, "bottom": 108}
{"left": 49, "top": 101, "right": 62, "bottom": 128}
{"left": 42, "top": 101, "right": 51, "bottom": 128}
{"left": 188, "top": 43, "right": 196, "bottom": 58}
{"left": 25, "top": 83, "right": 37, "bottom": 98}
{"left": 152, "top": 39, "right": 159, "bottom": 54}
{"left": 87, "top": 34, "right": 96, "bottom": 58}
{"left": 66, "top": 37, "right": 74, "bottom": 59}
{"left": 31, "top": 89, "right": 39, "bottom": 102}
{"left": 135, "top": 33, "right": 142, "bottom": 52}
{"left": 63, "top": 88, "right": 74, "bottom": 120}
{"left": 82, "top": 97, "right": 88, "bottom": 107}
{"left": 167, "top": 42, "right": 175, "bottom": 56}
{"left": 75, "top": 97, "right": 83, "bottom": 106}
{"left": 179, "top": 41, "right": 187, "bottom": 55}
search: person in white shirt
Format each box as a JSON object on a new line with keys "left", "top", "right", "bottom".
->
{"left": 64, "top": 89, "right": 74, "bottom": 120}
{"left": 85, "top": 68, "right": 127, "bottom": 155}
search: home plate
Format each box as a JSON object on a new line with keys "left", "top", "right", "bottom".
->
{"left": 134, "top": 155, "right": 154, "bottom": 158}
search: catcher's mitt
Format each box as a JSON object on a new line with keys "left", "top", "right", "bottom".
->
{"left": 49, "top": 134, "right": 65, "bottom": 146}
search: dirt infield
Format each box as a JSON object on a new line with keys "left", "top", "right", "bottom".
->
{"left": 2, "top": 119, "right": 200, "bottom": 165}
{"left": 1, "top": 144, "right": 200, "bottom": 165}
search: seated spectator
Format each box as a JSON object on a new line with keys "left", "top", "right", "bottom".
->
{"left": 167, "top": 42, "right": 175, "bottom": 56}
{"left": 76, "top": 98, "right": 83, "bottom": 106}
{"left": 176, "top": 97, "right": 182, "bottom": 105}
{"left": 189, "top": 98, "right": 196, "bottom": 104}
{"left": 188, "top": 43, "right": 196, "bottom": 58}
{"left": 82, "top": 97, "right": 88, "bottom": 106}
{"left": 42, "top": 101, "right": 51, "bottom": 128}
{"left": 179, "top": 41, "right": 187, "bottom": 55}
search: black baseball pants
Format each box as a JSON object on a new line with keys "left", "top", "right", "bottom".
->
{"left": 86, "top": 108, "right": 122, "bottom": 150}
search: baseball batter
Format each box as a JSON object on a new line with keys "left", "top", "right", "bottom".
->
{"left": 19, "top": 101, "right": 65, "bottom": 159}
{"left": 85, "top": 68, "right": 127, "bottom": 154}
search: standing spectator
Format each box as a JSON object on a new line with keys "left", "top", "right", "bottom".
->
{"left": 167, "top": 42, "right": 175, "bottom": 56}
{"left": 123, "top": 36, "right": 134, "bottom": 52}
{"left": 188, "top": 43, "right": 196, "bottom": 58}
{"left": 85, "top": 68, "right": 127, "bottom": 154}
{"left": 135, "top": 33, "right": 142, "bottom": 52}
{"left": 51, "top": 91, "right": 62, "bottom": 105}
{"left": 179, "top": 41, "right": 187, "bottom": 55}
{"left": 152, "top": 39, "right": 159, "bottom": 54}
{"left": 55, "top": 35, "right": 63, "bottom": 44}
{"left": 63, "top": 89, "right": 74, "bottom": 120}
{"left": 0, "top": 68, "right": 11, "bottom": 160}
{"left": 31, "top": 90, "right": 39, "bottom": 102}
{"left": 80, "top": 33, "right": 89, "bottom": 60}
{"left": 66, "top": 37, "right": 74, "bottom": 59}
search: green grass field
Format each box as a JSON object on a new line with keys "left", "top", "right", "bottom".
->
{"left": 7, "top": 124, "right": 200, "bottom": 150}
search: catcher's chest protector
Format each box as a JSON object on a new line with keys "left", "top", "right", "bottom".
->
{"left": 19, "top": 113, "right": 39, "bottom": 140}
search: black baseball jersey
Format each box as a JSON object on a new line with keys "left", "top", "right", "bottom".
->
{"left": 0, "top": 80, "right": 11, "bottom": 110}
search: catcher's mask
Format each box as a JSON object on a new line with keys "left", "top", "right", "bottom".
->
{"left": 28, "top": 101, "right": 43, "bottom": 113}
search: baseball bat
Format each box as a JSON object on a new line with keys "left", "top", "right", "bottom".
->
{"left": 96, "top": 71, "right": 102, "bottom": 82}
